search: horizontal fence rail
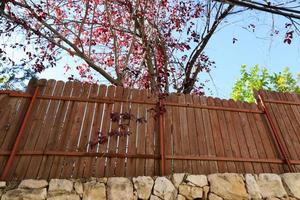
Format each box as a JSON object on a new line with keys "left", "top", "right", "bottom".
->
{"left": 0, "top": 79, "right": 300, "bottom": 180}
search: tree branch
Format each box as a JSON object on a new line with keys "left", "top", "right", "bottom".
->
{"left": 182, "top": 4, "right": 234, "bottom": 94}
{"left": 214, "top": 0, "right": 300, "bottom": 20}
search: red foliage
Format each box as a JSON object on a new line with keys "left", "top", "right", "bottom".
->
{"left": 0, "top": 0, "right": 237, "bottom": 93}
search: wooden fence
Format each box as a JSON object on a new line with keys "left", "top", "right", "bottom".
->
{"left": 0, "top": 79, "right": 300, "bottom": 180}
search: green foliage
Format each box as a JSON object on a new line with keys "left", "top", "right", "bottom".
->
{"left": 230, "top": 65, "right": 300, "bottom": 103}
{"left": 0, "top": 62, "right": 7, "bottom": 84}
{"left": 0, "top": 76, "right": 7, "bottom": 84}
{"left": 0, "top": 55, "right": 36, "bottom": 90}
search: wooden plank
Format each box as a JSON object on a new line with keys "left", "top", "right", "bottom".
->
{"left": 12, "top": 79, "right": 52, "bottom": 179}
{"left": 164, "top": 94, "right": 174, "bottom": 175}
{"left": 106, "top": 86, "right": 123, "bottom": 176}
{"left": 227, "top": 100, "right": 254, "bottom": 173}
{"left": 115, "top": 88, "right": 131, "bottom": 176}
{"left": 0, "top": 80, "right": 36, "bottom": 174}
{"left": 51, "top": 81, "right": 81, "bottom": 178}
{"left": 276, "top": 92, "right": 300, "bottom": 155}
{"left": 0, "top": 93, "right": 8, "bottom": 109}
{"left": 94, "top": 85, "right": 114, "bottom": 177}
{"left": 285, "top": 93, "right": 300, "bottom": 125}
{"left": 92, "top": 85, "right": 108, "bottom": 177}
{"left": 236, "top": 101, "right": 263, "bottom": 173}
{"left": 177, "top": 94, "right": 192, "bottom": 173}
{"left": 287, "top": 92, "right": 300, "bottom": 171}
{"left": 155, "top": 99, "right": 162, "bottom": 175}
{"left": 262, "top": 91, "right": 298, "bottom": 166}
{"left": 135, "top": 89, "right": 147, "bottom": 176}
{"left": 145, "top": 91, "right": 157, "bottom": 176}
{"left": 0, "top": 92, "right": 13, "bottom": 172}
{"left": 220, "top": 99, "right": 244, "bottom": 173}
{"left": 167, "top": 93, "right": 181, "bottom": 173}
{"left": 0, "top": 81, "right": 36, "bottom": 143}
{"left": 47, "top": 81, "right": 74, "bottom": 178}
{"left": 126, "top": 89, "right": 140, "bottom": 177}
{"left": 206, "top": 97, "right": 227, "bottom": 172}
{"left": 257, "top": 91, "right": 288, "bottom": 173}
{"left": 82, "top": 84, "right": 102, "bottom": 178}
{"left": 61, "top": 82, "right": 90, "bottom": 178}
{"left": 214, "top": 98, "right": 237, "bottom": 172}
{"left": 37, "top": 81, "right": 67, "bottom": 179}
{"left": 243, "top": 102, "right": 271, "bottom": 172}
{"left": 75, "top": 83, "right": 99, "bottom": 178}
{"left": 0, "top": 95, "right": 16, "bottom": 146}
{"left": 249, "top": 102, "right": 283, "bottom": 173}
{"left": 23, "top": 80, "right": 57, "bottom": 179}
{"left": 191, "top": 95, "right": 210, "bottom": 174}
{"left": 0, "top": 95, "right": 21, "bottom": 173}
{"left": 285, "top": 93, "right": 300, "bottom": 137}
{"left": 272, "top": 91, "right": 300, "bottom": 171}
{"left": 26, "top": 80, "right": 65, "bottom": 179}
{"left": 199, "top": 96, "right": 218, "bottom": 173}
{"left": 185, "top": 94, "right": 201, "bottom": 174}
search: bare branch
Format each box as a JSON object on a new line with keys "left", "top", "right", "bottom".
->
{"left": 182, "top": 4, "right": 234, "bottom": 94}
{"left": 214, "top": 0, "right": 300, "bottom": 20}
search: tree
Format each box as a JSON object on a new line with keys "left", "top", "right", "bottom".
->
{"left": 0, "top": 0, "right": 299, "bottom": 94}
{"left": 230, "top": 65, "right": 300, "bottom": 103}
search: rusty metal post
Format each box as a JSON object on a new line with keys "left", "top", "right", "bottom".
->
{"left": 1, "top": 86, "right": 39, "bottom": 180}
{"left": 257, "top": 93, "right": 295, "bottom": 172}
{"left": 159, "top": 98, "right": 166, "bottom": 176}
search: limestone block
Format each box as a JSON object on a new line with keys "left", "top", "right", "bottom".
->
{"left": 47, "top": 193, "right": 80, "bottom": 200}
{"left": 203, "top": 186, "right": 210, "bottom": 200}
{"left": 281, "top": 173, "right": 300, "bottom": 199}
{"left": 153, "top": 177, "right": 177, "bottom": 200}
{"left": 1, "top": 188, "right": 47, "bottom": 200}
{"left": 207, "top": 173, "right": 248, "bottom": 200}
{"left": 48, "top": 179, "right": 73, "bottom": 193}
{"left": 171, "top": 174, "right": 185, "bottom": 189}
{"left": 107, "top": 177, "right": 134, "bottom": 200}
{"left": 0, "top": 182, "right": 6, "bottom": 189}
{"left": 177, "top": 194, "right": 186, "bottom": 200}
{"left": 257, "top": 173, "right": 287, "bottom": 198}
{"left": 83, "top": 181, "right": 106, "bottom": 200}
{"left": 133, "top": 176, "right": 154, "bottom": 200}
{"left": 97, "top": 178, "right": 107, "bottom": 184}
{"left": 178, "top": 184, "right": 202, "bottom": 200}
{"left": 19, "top": 179, "right": 48, "bottom": 189}
{"left": 245, "top": 174, "right": 262, "bottom": 200}
{"left": 186, "top": 175, "right": 208, "bottom": 187}
{"left": 74, "top": 181, "right": 83, "bottom": 196}
{"left": 208, "top": 193, "right": 223, "bottom": 200}
{"left": 149, "top": 195, "right": 161, "bottom": 200}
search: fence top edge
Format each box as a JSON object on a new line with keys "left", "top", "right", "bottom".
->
{"left": 2, "top": 79, "right": 299, "bottom": 108}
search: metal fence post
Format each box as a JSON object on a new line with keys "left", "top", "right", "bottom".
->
{"left": 257, "top": 92, "right": 295, "bottom": 172}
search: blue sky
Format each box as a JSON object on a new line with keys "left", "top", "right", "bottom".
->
{"left": 38, "top": 10, "right": 300, "bottom": 99}
{"left": 202, "top": 14, "right": 300, "bottom": 98}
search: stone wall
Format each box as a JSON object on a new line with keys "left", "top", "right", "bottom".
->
{"left": 0, "top": 173, "right": 300, "bottom": 200}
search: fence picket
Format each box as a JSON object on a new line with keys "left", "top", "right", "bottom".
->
{"left": 126, "top": 89, "right": 140, "bottom": 177}
{"left": 1, "top": 79, "right": 300, "bottom": 180}
{"left": 32, "top": 80, "right": 65, "bottom": 179}
{"left": 48, "top": 81, "right": 74, "bottom": 178}
{"left": 94, "top": 85, "right": 110, "bottom": 177}
{"left": 214, "top": 98, "right": 237, "bottom": 172}
{"left": 135, "top": 89, "right": 147, "bottom": 176}
{"left": 13, "top": 79, "right": 50, "bottom": 179}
